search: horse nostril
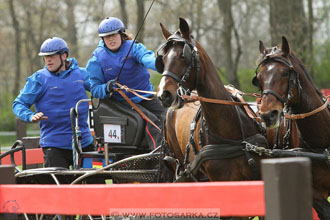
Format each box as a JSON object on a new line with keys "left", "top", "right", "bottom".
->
{"left": 260, "top": 110, "right": 280, "bottom": 127}
{"left": 159, "top": 90, "right": 173, "bottom": 107}
{"left": 269, "top": 110, "right": 279, "bottom": 120}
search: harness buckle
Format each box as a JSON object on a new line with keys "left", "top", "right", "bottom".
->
{"left": 190, "top": 121, "right": 196, "bottom": 131}
{"left": 177, "top": 86, "right": 188, "bottom": 99}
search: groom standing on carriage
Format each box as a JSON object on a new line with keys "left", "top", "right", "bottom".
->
{"left": 12, "top": 37, "right": 95, "bottom": 169}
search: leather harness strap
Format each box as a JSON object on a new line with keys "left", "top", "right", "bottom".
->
{"left": 182, "top": 88, "right": 262, "bottom": 123}
{"left": 284, "top": 96, "right": 330, "bottom": 120}
{"left": 114, "top": 84, "right": 161, "bottom": 132}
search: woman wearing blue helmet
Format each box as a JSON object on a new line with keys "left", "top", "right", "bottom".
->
{"left": 13, "top": 37, "right": 95, "bottom": 168}
{"left": 87, "top": 17, "right": 165, "bottom": 150}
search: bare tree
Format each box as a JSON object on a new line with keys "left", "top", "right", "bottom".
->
{"left": 65, "top": 0, "right": 79, "bottom": 59}
{"left": 22, "top": 0, "right": 41, "bottom": 74}
{"left": 217, "top": 0, "right": 241, "bottom": 89}
{"left": 136, "top": 0, "right": 145, "bottom": 43}
{"left": 118, "top": 0, "right": 128, "bottom": 28}
{"left": 8, "top": 0, "right": 22, "bottom": 96}
{"left": 307, "top": 0, "right": 314, "bottom": 77}
{"left": 269, "top": 0, "right": 308, "bottom": 60}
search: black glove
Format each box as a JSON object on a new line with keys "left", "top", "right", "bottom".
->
{"left": 106, "top": 80, "right": 116, "bottom": 94}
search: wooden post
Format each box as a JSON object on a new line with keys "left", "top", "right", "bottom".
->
{"left": 15, "top": 117, "right": 26, "bottom": 141}
{"left": 22, "top": 136, "right": 42, "bottom": 168}
{"left": 0, "top": 165, "right": 17, "bottom": 219}
{"left": 0, "top": 165, "right": 15, "bottom": 184}
{"left": 261, "top": 157, "right": 313, "bottom": 220}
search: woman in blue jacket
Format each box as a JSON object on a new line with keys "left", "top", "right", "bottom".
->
{"left": 13, "top": 37, "right": 94, "bottom": 168}
{"left": 86, "top": 17, "right": 165, "bottom": 150}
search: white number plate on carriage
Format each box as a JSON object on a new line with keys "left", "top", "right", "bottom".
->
{"left": 104, "top": 124, "right": 121, "bottom": 143}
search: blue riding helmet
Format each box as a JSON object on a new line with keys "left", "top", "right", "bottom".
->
{"left": 98, "top": 17, "right": 125, "bottom": 37}
{"left": 38, "top": 37, "right": 69, "bottom": 56}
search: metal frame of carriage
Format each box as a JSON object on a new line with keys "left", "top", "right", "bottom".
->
{"left": 0, "top": 98, "right": 166, "bottom": 187}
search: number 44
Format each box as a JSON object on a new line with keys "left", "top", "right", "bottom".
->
{"left": 108, "top": 129, "right": 117, "bottom": 139}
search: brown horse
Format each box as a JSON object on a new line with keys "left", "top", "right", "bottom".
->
{"left": 156, "top": 17, "right": 267, "bottom": 187}
{"left": 253, "top": 36, "right": 330, "bottom": 220}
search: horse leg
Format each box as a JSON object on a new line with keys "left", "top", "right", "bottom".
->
{"left": 157, "top": 155, "right": 175, "bottom": 182}
{"left": 313, "top": 197, "right": 330, "bottom": 220}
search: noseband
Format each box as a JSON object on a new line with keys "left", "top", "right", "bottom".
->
{"left": 253, "top": 51, "right": 302, "bottom": 106}
{"left": 156, "top": 32, "right": 200, "bottom": 100}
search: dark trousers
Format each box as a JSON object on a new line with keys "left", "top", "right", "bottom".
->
{"left": 42, "top": 144, "right": 95, "bottom": 168}
{"left": 121, "top": 95, "right": 166, "bottom": 150}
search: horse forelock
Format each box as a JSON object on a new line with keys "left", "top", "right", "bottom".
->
{"left": 256, "top": 46, "right": 282, "bottom": 65}
{"left": 158, "top": 32, "right": 187, "bottom": 56}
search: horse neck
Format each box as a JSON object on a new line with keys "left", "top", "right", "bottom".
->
{"left": 196, "top": 55, "right": 258, "bottom": 141}
{"left": 292, "top": 71, "right": 330, "bottom": 148}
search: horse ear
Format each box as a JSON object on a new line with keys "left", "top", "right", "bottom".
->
{"left": 179, "top": 17, "right": 191, "bottom": 39}
{"left": 281, "top": 36, "right": 290, "bottom": 57}
{"left": 160, "top": 23, "right": 171, "bottom": 40}
{"left": 259, "top": 40, "right": 266, "bottom": 55}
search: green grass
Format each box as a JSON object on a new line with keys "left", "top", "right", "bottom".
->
{"left": 0, "top": 132, "right": 40, "bottom": 151}
{"left": 0, "top": 135, "right": 16, "bottom": 150}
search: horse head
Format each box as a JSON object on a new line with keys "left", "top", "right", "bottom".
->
{"left": 156, "top": 17, "right": 200, "bottom": 108}
{"left": 252, "top": 36, "right": 302, "bottom": 128}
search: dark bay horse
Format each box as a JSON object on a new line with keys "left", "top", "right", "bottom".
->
{"left": 253, "top": 36, "right": 330, "bottom": 220}
{"left": 156, "top": 17, "right": 268, "bottom": 186}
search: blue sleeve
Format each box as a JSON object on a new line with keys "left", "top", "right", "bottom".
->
{"left": 86, "top": 55, "right": 108, "bottom": 99}
{"left": 12, "top": 74, "right": 43, "bottom": 122}
{"left": 79, "top": 67, "right": 91, "bottom": 91}
{"left": 132, "top": 42, "right": 157, "bottom": 71}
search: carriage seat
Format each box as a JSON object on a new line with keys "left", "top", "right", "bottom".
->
{"left": 92, "top": 98, "right": 149, "bottom": 151}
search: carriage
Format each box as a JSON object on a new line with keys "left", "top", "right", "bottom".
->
{"left": 1, "top": 97, "right": 166, "bottom": 186}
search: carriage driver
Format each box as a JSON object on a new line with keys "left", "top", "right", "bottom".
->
{"left": 12, "top": 37, "right": 95, "bottom": 168}
{"left": 86, "top": 17, "right": 165, "bottom": 150}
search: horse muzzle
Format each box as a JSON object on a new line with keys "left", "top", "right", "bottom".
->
{"left": 260, "top": 110, "right": 281, "bottom": 128}
{"left": 158, "top": 90, "right": 175, "bottom": 108}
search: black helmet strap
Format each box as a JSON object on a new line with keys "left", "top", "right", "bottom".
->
{"left": 44, "top": 52, "right": 66, "bottom": 75}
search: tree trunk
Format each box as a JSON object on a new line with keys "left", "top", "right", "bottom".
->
{"left": 195, "top": 0, "right": 203, "bottom": 41}
{"left": 118, "top": 0, "right": 128, "bottom": 28}
{"left": 22, "top": 0, "right": 41, "bottom": 74}
{"left": 136, "top": 0, "right": 145, "bottom": 44}
{"left": 217, "top": 0, "right": 241, "bottom": 89}
{"left": 307, "top": 0, "right": 314, "bottom": 77}
{"left": 8, "top": 0, "right": 21, "bottom": 96}
{"left": 269, "top": 0, "right": 308, "bottom": 60}
{"left": 65, "top": 0, "right": 79, "bottom": 59}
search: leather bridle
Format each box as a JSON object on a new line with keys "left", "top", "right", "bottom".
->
{"left": 253, "top": 52, "right": 302, "bottom": 106}
{"left": 156, "top": 32, "right": 200, "bottom": 101}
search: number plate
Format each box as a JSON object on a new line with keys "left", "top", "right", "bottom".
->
{"left": 103, "top": 124, "right": 122, "bottom": 143}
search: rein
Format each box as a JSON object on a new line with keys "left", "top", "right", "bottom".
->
{"left": 181, "top": 87, "right": 262, "bottom": 123}
{"left": 284, "top": 96, "right": 330, "bottom": 120}
{"left": 113, "top": 83, "right": 160, "bottom": 132}
{"left": 114, "top": 0, "right": 155, "bottom": 82}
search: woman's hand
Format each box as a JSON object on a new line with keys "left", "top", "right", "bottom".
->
{"left": 31, "top": 112, "right": 48, "bottom": 122}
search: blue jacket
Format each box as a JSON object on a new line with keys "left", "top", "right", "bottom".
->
{"left": 12, "top": 58, "right": 93, "bottom": 149}
{"left": 86, "top": 40, "right": 157, "bottom": 103}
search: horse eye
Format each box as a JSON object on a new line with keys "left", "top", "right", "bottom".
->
{"left": 282, "top": 71, "right": 289, "bottom": 77}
